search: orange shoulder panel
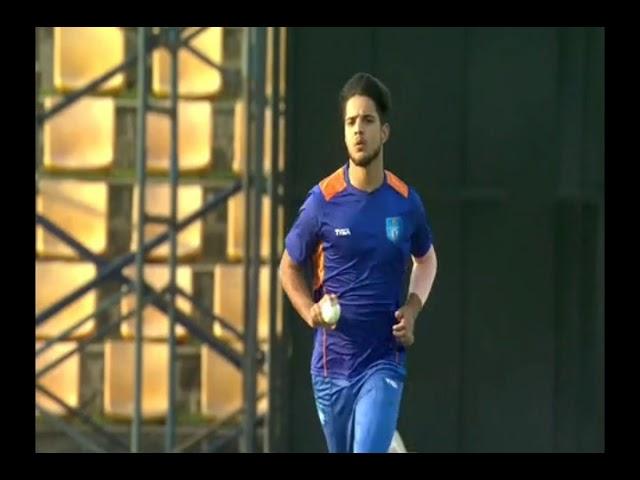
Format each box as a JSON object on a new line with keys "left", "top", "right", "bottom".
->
{"left": 318, "top": 167, "right": 347, "bottom": 201}
{"left": 385, "top": 170, "right": 409, "bottom": 198}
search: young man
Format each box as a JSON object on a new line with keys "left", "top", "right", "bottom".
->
{"left": 279, "top": 72, "right": 438, "bottom": 453}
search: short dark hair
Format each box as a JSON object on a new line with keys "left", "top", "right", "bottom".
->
{"left": 339, "top": 72, "right": 392, "bottom": 125}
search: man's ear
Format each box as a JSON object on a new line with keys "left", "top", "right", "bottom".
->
{"left": 382, "top": 123, "right": 390, "bottom": 144}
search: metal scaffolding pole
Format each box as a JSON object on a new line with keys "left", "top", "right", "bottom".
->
{"left": 134, "top": 26, "right": 180, "bottom": 453}
{"left": 165, "top": 26, "right": 180, "bottom": 453}
{"left": 265, "top": 26, "right": 282, "bottom": 453}
{"left": 132, "top": 25, "right": 149, "bottom": 453}
{"left": 242, "top": 26, "right": 267, "bottom": 453}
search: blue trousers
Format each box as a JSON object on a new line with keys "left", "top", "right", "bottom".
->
{"left": 311, "top": 360, "right": 406, "bottom": 453}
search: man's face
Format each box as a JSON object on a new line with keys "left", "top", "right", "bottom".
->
{"left": 344, "top": 95, "right": 389, "bottom": 167}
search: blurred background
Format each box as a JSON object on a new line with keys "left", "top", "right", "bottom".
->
{"left": 35, "top": 27, "right": 604, "bottom": 453}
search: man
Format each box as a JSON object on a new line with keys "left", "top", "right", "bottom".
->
{"left": 279, "top": 72, "right": 437, "bottom": 453}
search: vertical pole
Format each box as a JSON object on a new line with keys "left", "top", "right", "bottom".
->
{"left": 132, "top": 26, "right": 149, "bottom": 453}
{"left": 242, "top": 26, "right": 267, "bottom": 454}
{"left": 241, "top": 25, "right": 255, "bottom": 455}
{"left": 265, "top": 26, "right": 281, "bottom": 453}
{"left": 165, "top": 26, "right": 180, "bottom": 452}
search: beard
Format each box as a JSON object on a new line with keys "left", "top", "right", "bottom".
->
{"left": 349, "top": 141, "right": 382, "bottom": 168}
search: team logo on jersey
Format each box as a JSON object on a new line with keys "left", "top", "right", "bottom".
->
{"left": 386, "top": 217, "right": 403, "bottom": 243}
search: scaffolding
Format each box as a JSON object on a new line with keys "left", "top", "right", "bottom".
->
{"left": 35, "top": 26, "right": 285, "bottom": 453}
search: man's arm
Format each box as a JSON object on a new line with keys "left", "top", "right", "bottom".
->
{"left": 408, "top": 244, "right": 438, "bottom": 308}
{"left": 393, "top": 245, "right": 438, "bottom": 346}
{"left": 279, "top": 250, "right": 335, "bottom": 329}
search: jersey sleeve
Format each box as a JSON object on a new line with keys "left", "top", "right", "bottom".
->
{"left": 410, "top": 189, "right": 433, "bottom": 258}
{"left": 285, "top": 187, "right": 323, "bottom": 265}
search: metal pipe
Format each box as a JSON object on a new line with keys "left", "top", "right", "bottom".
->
{"left": 242, "top": 26, "right": 267, "bottom": 454}
{"left": 132, "top": 26, "right": 149, "bottom": 453}
{"left": 265, "top": 26, "right": 282, "bottom": 453}
{"left": 165, "top": 26, "right": 179, "bottom": 453}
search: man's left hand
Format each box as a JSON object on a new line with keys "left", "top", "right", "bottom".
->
{"left": 392, "top": 297, "right": 420, "bottom": 347}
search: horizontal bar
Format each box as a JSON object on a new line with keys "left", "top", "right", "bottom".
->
{"left": 144, "top": 214, "right": 173, "bottom": 225}
{"left": 147, "top": 104, "right": 173, "bottom": 116}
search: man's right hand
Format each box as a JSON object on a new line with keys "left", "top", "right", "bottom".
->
{"left": 279, "top": 250, "right": 339, "bottom": 331}
{"left": 307, "top": 293, "right": 339, "bottom": 329}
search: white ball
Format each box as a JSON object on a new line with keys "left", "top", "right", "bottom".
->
{"left": 320, "top": 300, "right": 341, "bottom": 325}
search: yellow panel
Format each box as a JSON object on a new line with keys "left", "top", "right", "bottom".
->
{"left": 265, "top": 27, "right": 287, "bottom": 100}
{"left": 152, "top": 27, "right": 223, "bottom": 98}
{"left": 131, "top": 183, "right": 203, "bottom": 260}
{"left": 232, "top": 101, "right": 286, "bottom": 175}
{"left": 54, "top": 27, "right": 125, "bottom": 93}
{"left": 200, "top": 344, "right": 267, "bottom": 419}
{"left": 120, "top": 264, "right": 190, "bottom": 341}
{"left": 212, "top": 263, "right": 282, "bottom": 343}
{"left": 43, "top": 96, "right": 115, "bottom": 171}
{"left": 146, "top": 100, "right": 213, "bottom": 172}
{"left": 103, "top": 340, "right": 168, "bottom": 420}
{"left": 36, "top": 341, "right": 80, "bottom": 416}
{"left": 36, "top": 179, "right": 108, "bottom": 258}
{"left": 226, "top": 193, "right": 283, "bottom": 261}
{"left": 36, "top": 261, "right": 97, "bottom": 339}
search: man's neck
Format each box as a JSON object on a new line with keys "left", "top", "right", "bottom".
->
{"left": 348, "top": 156, "right": 385, "bottom": 192}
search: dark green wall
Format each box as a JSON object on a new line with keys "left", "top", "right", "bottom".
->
{"left": 283, "top": 27, "right": 603, "bottom": 452}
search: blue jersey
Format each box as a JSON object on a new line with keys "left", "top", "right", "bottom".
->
{"left": 285, "top": 164, "right": 433, "bottom": 379}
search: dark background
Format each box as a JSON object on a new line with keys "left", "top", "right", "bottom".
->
{"left": 282, "top": 27, "right": 604, "bottom": 453}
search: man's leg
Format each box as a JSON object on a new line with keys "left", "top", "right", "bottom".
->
{"left": 352, "top": 367, "right": 404, "bottom": 453}
{"left": 312, "top": 375, "right": 353, "bottom": 453}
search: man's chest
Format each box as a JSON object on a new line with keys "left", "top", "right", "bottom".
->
{"left": 319, "top": 197, "right": 413, "bottom": 262}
